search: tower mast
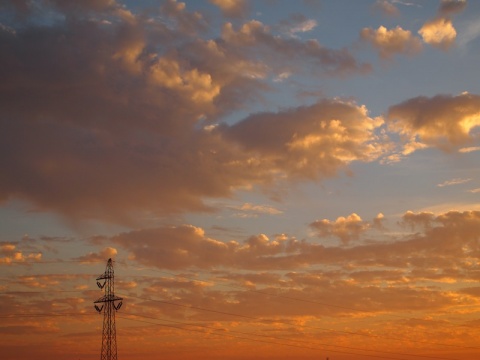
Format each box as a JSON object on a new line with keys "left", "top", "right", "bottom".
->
{"left": 94, "top": 258, "right": 123, "bottom": 360}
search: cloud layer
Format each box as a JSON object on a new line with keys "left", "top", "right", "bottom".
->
{"left": 105, "top": 210, "right": 480, "bottom": 274}
{"left": 0, "top": 0, "right": 478, "bottom": 225}
{"left": 0, "top": 0, "right": 380, "bottom": 223}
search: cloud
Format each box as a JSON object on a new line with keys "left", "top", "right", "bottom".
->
{"left": 0, "top": 243, "right": 16, "bottom": 253}
{"left": 0, "top": 2, "right": 229, "bottom": 222}
{"left": 418, "top": 17, "right": 457, "bottom": 50}
{"left": 74, "top": 247, "right": 118, "bottom": 263}
{"left": 417, "top": 0, "right": 466, "bottom": 51}
{"left": 439, "top": 0, "right": 467, "bottom": 15}
{"left": 373, "top": 1, "right": 400, "bottom": 17}
{"left": 230, "top": 203, "right": 283, "bottom": 218}
{"left": 373, "top": 212, "right": 386, "bottom": 229}
{"left": 111, "top": 225, "right": 232, "bottom": 270}
{"left": 111, "top": 226, "right": 311, "bottom": 270}
{"left": 273, "top": 71, "right": 291, "bottom": 82}
{"left": 0, "top": 1, "right": 375, "bottom": 224}
{"left": 160, "top": 0, "right": 209, "bottom": 35}
{"left": 128, "top": 268, "right": 459, "bottom": 323}
{"left": 107, "top": 210, "right": 480, "bottom": 273}
{"left": 391, "top": 0, "right": 421, "bottom": 8}
{"left": 387, "top": 93, "right": 480, "bottom": 152}
{"left": 209, "top": 0, "right": 250, "bottom": 18}
{"left": 0, "top": 243, "right": 42, "bottom": 265}
{"left": 437, "top": 178, "right": 472, "bottom": 187}
{"left": 458, "top": 146, "right": 480, "bottom": 153}
{"left": 310, "top": 213, "right": 369, "bottom": 244}
{"left": 220, "top": 99, "right": 387, "bottom": 181}
{"left": 16, "top": 274, "right": 88, "bottom": 289}
{"left": 360, "top": 26, "right": 422, "bottom": 59}
{"left": 222, "top": 20, "right": 371, "bottom": 76}
{"left": 401, "top": 210, "right": 435, "bottom": 230}
{"left": 277, "top": 13, "right": 317, "bottom": 37}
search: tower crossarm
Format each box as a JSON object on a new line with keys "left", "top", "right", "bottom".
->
{"left": 96, "top": 273, "right": 113, "bottom": 280}
{"left": 94, "top": 295, "right": 124, "bottom": 303}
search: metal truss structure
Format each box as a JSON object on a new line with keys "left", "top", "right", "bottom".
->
{"left": 94, "top": 258, "right": 123, "bottom": 360}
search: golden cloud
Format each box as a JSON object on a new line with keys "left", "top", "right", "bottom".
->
{"left": 0, "top": 243, "right": 42, "bottom": 265}
{"left": 75, "top": 247, "right": 118, "bottom": 263}
{"left": 209, "top": 0, "right": 249, "bottom": 18}
{"left": 419, "top": 17, "right": 457, "bottom": 50}
{"left": 221, "top": 99, "right": 387, "bottom": 181}
{"left": 360, "top": 25, "right": 422, "bottom": 59}
{"left": 310, "top": 213, "right": 369, "bottom": 244}
{"left": 387, "top": 93, "right": 480, "bottom": 152}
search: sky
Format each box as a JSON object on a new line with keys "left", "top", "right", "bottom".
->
{"left": 1, "top": 0, "right": 480, "bottom": 359}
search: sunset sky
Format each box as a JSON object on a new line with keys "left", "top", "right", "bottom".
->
{"left": 1, "top": 0, "right": 480, "bottom": 359}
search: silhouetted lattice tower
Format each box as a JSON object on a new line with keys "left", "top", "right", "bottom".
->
{"left": 94, "top": 258, "right": 123, "bottom": 360}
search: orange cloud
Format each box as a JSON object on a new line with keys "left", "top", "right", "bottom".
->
{"left": 401, "top": 210, "right": 435, "bottom": 230}
{"left": 360, "top": 25, "right": 422, "bottom": 59}
{"left": 372, "top": 212, "right": 386, "bottom": 229}
{"left": 419, "top": 17, "right": 457, "bottom": 50}
{"left": 221, "top": 99, "right": 387, "bottom": 181}
{"left": 459, "top": 146, "right": 480, "bottom": 153}
{"left": 107, "top": 210, "right": 480, "bottom": 276}
{"left": 387, "top": 93, "right": 480, "bottom": 152}
{"left": 75, "top": 247, "right": 118, "bottom": 263}
{"left": 209, "top": 0, "right": 250, "bottom": 18}
{"left": 0, "top": 243, "right": 42, "bottom": 265}
{"left": 416, "top": 0, "right": 465, "bottom": 51}
{"left": 310, "top": 213, "right": 369, "bottom": 244}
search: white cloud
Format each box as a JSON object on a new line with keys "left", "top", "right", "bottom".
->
{"left": 437, "top": 178, "right": 472, "bottom": 187}
{"left": 230, "top": 202, "right": 283, "bottom": 218}
{"left": 288, "top": 18, "right": 317, "bottom": 35}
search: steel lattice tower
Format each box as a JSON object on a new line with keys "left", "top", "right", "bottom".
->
{"left": 94, "top": 258, "right": 123, "bottom": 360}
